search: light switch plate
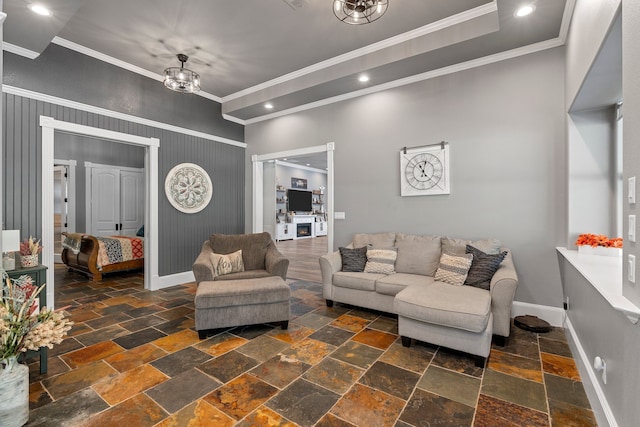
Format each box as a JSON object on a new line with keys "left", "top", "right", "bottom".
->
{"left": 630, "top": 215, "right": 636, "bottom": 242}
{"left": 334, "top": 211, "right": 346, "bottom": 220}
{"left": 629, "top": 254, "right": 636, "bottom": 283}
{"left": 629, "top": 177, "right": 636, "bottom": 204}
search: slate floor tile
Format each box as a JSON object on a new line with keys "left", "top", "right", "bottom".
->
{"left": 292, "top": 312, "right": 334, "bottom": 330}
{"left": 154, "top": 400, "right": 235, "bottom": 427}
{"left": 104, "top": 342, "right": 168, "bottom": 372}
{"left": 359, "top": 361, "right": 420, "bottom": 400}
{"left": 237, "top": 406, "right": 299, "bottom": 427}
{"left": 331, "top": 383, "right": 405, "bottom": 427}
{"left": 28, "top": 388, "right": 110, "bottom": 427}
{"left": 266, "top": 378, "right": 340, "bottom": 427}
{"left": 236, "top": 335, "right": 291, "bottom": 362}
{"left": 93, "top": 363, "right": 168, "bottom": 405}
{"left": 280, "top": 338, "right": 336, "bottom": 365}
{"left": 303, "top": 357, "right": 364, "bottom": 394}
{"left": 42, "top": 360, "right": 118, "bottom": 400}
{"left": 193, "top": 332, "right": 248, "bottom": 356}
{"left": 417, "top": 365, "right": 481, "bottom": 407}
{"left": 541, "top": 352, "right": 581, "bottom": 380}
{"left": 379, "top": 341, "right": 434, "bottom": 373}
{"left": 204, "top": 373, "right": 278, "bottom": 420}
{"left": 309, "top": 325, "right": 355, "bottom": 347}
{"left": 548, "top": 398, "right": 598, "bottom": 427}
{"left": 400, "top": 388, "right": 474, "bottom": 427}
{"left": 315, "top": 413, "right": 357, "bottom": 427}
{"left": 539, "top": 337, "right": 573, "bottom": 358}
{"left": 112, "top": 327, "right": 167, "bottom": 350}
{"left": 83, "top": 393, "right": 168, "bottom": 427}
{"left": 431, "top": 347, "right": 484, "bottom": 378}
{"left": 488, "top": 349, "right": 543, "bottom": 382}
{"left": 544, "top": 373, "right": 591, "bottom": 409}
{"left": 481, "top": 369, "right": 548, "bottom": 412}
{"left": 351, "top": 328, "right": 397, "bottom": 350}
{"left": 198, "top": 350, "right": 260, "bottom": 383}
{"left": 267, "top": 323, "right": 315, "bottom": 344}
{"left": 330, "top": 340, "right": 384, "bottom": 369}
{"left": 474, "top": 393, "right": 550, "bottom": 427}
{"left": 75, "top": 324, "right": 131, "bottom": 346}
{"left": 250, "top": 354, "right": 312, "bottom": 389}
{"left": 153, "top": 316, "right": 196, "bottom": 335}
{"left": 330, "top": 314, "right": 371, "bottom": 333}
{"left": 119, "top": 314, "right": 166, "bottom": 332}
{"left": 150, "top": 346, "right": 212, "bottom": 377}
{"left": 152, "top": 329, "right": 200, "bottom": 353}
{"left": 146, "top": 368, "right": 221, "bottom": 414}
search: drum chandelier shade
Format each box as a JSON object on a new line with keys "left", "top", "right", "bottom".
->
{"left": 163, "top": 53, "right": 201, "bottom": 93}
{"left": 333, "top": 0, "right": 389, "bottom": 25}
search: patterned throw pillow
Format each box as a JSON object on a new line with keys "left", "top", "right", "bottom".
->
{"left": 210, "top": 250, "right": 245, "bottom": 276}
{"left": 364, "top": 247, "right": 398, "bottom": 274}
{"left": 434, "top": 252, "right": 473, "bottom": 286}
{"left": 339, "top": 246, "right": 368, "bottom": 272}
{"left": 465, "top": 245, "right": 508, "bottom": 290}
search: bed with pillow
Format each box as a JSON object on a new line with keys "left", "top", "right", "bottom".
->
{"left": 61, "top": 229, "right": 145, "bottom": 281}
{"left": 319, "top": 233, "right": 518, "bottom": 366}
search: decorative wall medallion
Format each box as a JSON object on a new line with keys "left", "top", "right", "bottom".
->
{"left": 165, "top": 163, "right": 213, "bottom": 213}
{"left": 400, "top": 142, "right": 450, "bottom": 196}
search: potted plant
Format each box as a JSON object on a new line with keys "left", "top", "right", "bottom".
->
{"left": 19, "top": 236, "right": 41, "bottom": 268}
{"left": 0, "top": 271, "right": 73, "bottom": 426}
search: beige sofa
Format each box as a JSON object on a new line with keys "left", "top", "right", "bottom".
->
{"left": 319, "top": 233, "right": 518, "bottom": 366}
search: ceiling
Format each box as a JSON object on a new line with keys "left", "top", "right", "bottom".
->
{"left": 3, "top": 0, "right": 572, "bottom": 126}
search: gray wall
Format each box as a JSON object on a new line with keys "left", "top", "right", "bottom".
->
{"left": 246, "top": 47, "right": 566, "bottom": 308}
{"left": 3, "top": 44, "right": 245, "bottom": 277}
{"left": 55, "top": 134, "right": 145, "bottom": 231}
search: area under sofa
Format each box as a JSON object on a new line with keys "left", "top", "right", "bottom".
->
{"left": 319, "top": 232, "right": 518, "bottom": 366}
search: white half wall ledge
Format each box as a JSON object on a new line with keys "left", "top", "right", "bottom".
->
{"left": 153, "top": 271, "right": 196, "bottom": 290}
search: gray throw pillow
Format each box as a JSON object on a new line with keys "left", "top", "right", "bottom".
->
{"left": 465, "top": 245, "right": 508, "bottom": 290}
{"left": 339, "top": 246, "right": 368, "bottom": 272}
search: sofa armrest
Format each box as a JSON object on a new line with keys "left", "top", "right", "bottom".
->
{"left": 490, "top": 249, "right": 519, "bottom": 338}
{"left": 319, "top": 249, "right": 343, "bottom": 300}
{"left": 265, "top": 244, "right": 289, "bottom": 280}
{"left": 193, "top": 241, "right": 216, "bottom": 284}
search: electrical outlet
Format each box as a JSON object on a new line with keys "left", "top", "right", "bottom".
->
{"left": 629, "top": 254, "right": 636, "bottom": 283}
{"left": 630, "top": 215, "right": 637, "bottom": 242}
{"left": 630, "top": 177, "right": 637, "bottom": 204}
{"left": 564, "top": 296, "right": 569, "bottom": 311}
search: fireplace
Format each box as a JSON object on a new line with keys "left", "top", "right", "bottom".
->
{"left": 296, "top": 223, "right": 312, "bottom": 238}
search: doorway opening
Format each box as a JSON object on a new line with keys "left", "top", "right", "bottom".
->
{"left": 53, "top": 160, "right": 76, "bottom": 264}
{"left": 40, "top": 116, "right": 160, "bottom": 308}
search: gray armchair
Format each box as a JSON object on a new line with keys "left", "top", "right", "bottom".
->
{"left": 193, "top": 232, "right": 289, "bottom": 283}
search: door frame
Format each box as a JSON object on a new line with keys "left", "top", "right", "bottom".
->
{"left": 251, "top": 142, "right": 335, "bottom": 251}
{"left": 40, "top": 116, "right": 160, "bottom": 308}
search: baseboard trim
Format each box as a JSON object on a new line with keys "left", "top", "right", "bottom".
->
{"left": 564, "top": 316, "right": 618, "bottom": 427}
{"left": 150, "top": 271, "right": 195, "bottom": 291}
{"left": 511, "top": 301, "right": 565, "bottom": 327}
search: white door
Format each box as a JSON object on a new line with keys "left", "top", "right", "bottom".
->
{"left": 91, "top": 167, "right": 120, "bottom": 237}
{"left": 53, "top": 166, "right": 68, "bottom": 263}
{"left": 262, "top": 162, "right": 276, "bottom": 239}
{"left": 120, "top": 171, "right": 144, "bottom": 235}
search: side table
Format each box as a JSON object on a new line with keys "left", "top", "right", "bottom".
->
{"left": 7, "top": 264, "right": 49, "bottom": 374}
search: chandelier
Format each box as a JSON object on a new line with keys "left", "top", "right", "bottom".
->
{"left": 163, "top": 54, "right": 200, "bottom": 93}
{"left": 333, "top": 0, "right": 389, "bottom": 25}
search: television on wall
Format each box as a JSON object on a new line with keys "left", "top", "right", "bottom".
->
{"left": 288, "top": 189, "right": 312, "bottom": 212}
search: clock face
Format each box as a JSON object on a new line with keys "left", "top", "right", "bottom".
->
{"left": 405, "top": 153, "right": 443, "bottom": 190}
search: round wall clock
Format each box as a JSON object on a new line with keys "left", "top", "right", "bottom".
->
{"left": 400, "top": 143, "right": 450, "bottom": 196}
{"left": 165, "top": 163, "right": 213, "bottom": 213}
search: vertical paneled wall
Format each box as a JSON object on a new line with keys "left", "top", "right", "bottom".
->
{"left": 3, "top": 93, "right": 245, "bottom": 276}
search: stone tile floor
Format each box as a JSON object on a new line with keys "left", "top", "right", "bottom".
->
{"left": 24, "top": 267, "right": 598, "bottom": 426}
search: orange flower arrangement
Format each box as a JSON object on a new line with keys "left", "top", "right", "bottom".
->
{"left": 575, "top": 233, "right": 623, "bottom": 248}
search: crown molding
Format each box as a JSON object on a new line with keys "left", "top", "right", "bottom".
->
{"left": 242, "top": 37, "right": 564, "bottom": 125}
{"left": 51, "top": 37, "right": 222, "bottom": 103}
{"left": 2, "top": 41, "right": 39, "bottom": 59}
{"left": 3, "top": 85, "right": 246, "bottom": 148}
{"left": 222, "top": 1, "right": 498, "bottom": 103}
{"left": 558, "top": 0, "right": 577, "bottom": 44}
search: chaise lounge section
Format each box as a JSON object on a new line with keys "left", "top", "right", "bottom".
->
{"left": 319, "top": 232, "right": 518, "bottom": 366}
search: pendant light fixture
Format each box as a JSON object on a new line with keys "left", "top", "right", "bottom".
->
{"left": 333, "top": 0, "right": 388, "bottom": 25}
{"left": 163, "top": 53, "right": 201, "bottom": 93}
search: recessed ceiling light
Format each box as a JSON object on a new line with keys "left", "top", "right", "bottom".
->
{"left": 28, "top": 4, "right": 52, "bottom": 16}
{"left": 515, "top": 4, "right": 535, "bottom": 17}
{"left": 283, "top": 158, "right": 288, "bottom": 161}
{"left": 306, "top": 163, "right": 310, "bottom": 166}
{"left": 265, "top": 103, "right": 274, "bottom": 109}
{"left": 358, "top": 74, "right": 370, "bottom": 83}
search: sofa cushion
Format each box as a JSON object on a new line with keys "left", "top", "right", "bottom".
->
{"left": 375, "top": 273, "right": 435, "bottom": 296}
{"left": 196, "top": 276, "right": 290, "bottom": 309}
{"left": 434, "top": 252, "right": 473, "bottom": 286}
{"left": 465, "top": 245, "right": 508, "bottom": 290}
{"left": 333, "top": 271, "right": 386, "bottom": 291}
{"left": 442, "top": 237, "right": 501, "bottom": 256}
{"left": 394, "top": 234, "right": 441, "bottom": 276}
{"left": 364, "top": 248, "right": 398, "bottom": 274}
{"left": 394, "top": 282, "right": 491, "bottom": 333}
{"left": 214, "top": 269, "right": 272, "bottom": 281}
{"left": 339, "top": 246, "right": 368, "bottom": 272}
{"left": 209, "top": 249, "right": 245, "bottom": 276}
{"left": 209, "top": 232, "right": 272, "bottom": 271}
{"left": 353, "top": 232, "right": 396, "bottom": 248}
